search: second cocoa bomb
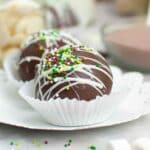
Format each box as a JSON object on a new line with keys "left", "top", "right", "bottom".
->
{"left": 35, "top": 45, "right": 113, "bottom": 101}
{"left": 18, "top": 30, "right": 80, "bottom": 81}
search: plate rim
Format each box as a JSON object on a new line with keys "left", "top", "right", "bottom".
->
{"left": 0, "top": 105, "right": 147, "bottom": 131}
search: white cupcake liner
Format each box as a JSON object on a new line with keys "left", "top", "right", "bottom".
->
{"left": 3, "top": 50, "right": 24, "bottom": 88}
{"left": 19, "top": 71, "right": 144, "bottom": 127}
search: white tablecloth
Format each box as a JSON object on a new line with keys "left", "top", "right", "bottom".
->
{"left": 0, "top": 115, "right": 150, "bottom": 150}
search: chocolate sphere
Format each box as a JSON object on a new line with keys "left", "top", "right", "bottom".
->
{"left": 35, "top": 45, "right": 113, "bottom": 101}
{"left": 18, "top": 30, "right": 80, "bottom": 81}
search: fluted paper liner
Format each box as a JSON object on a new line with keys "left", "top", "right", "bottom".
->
{"left": 19, "top": 71, "right": 144, "bottom": 127}
{"left": 3, "top": 50, "right": 24, "bottom": 88}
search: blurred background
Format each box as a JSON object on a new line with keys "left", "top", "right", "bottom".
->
{"left": 0, "top": 0, "right": 149, "bottom": 71}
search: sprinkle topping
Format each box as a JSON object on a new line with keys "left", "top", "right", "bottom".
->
{"left": 23, "top": 30, "right": 60, "bottom": 48}
{"left": 88, "top": 145, "right": 97, "bottom": 150}
{"left": 41, "top": 46, "right": 82, "bottom": 80}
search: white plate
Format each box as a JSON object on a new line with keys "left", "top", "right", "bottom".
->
{"left": 0, "top": 69, "right": 150, "bottom": 131}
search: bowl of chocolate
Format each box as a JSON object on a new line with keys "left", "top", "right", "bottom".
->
{"left": 4, "top": 30, "right": 81, "bottom": 87}
{"left": 103, "top": 22, "right": 150, "bottom": 72}
{"left": 19, "top": 44, "right": 131, "bottom": 126}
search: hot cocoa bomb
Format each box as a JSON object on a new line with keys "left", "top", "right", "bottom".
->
{"left": 18, "top": 30, "right": 80, "bottom": 81}
{"left": 35, "top": 45, "right": 113, "bottom": 101}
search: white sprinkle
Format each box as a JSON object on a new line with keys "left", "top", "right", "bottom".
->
{"left": 55, "top": 93, "right": 59, "bottom": 97}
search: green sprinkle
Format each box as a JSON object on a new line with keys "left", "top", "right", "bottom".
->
{"left": 63, "top": 76, "right": 67, "bottom": 80}
{"left": 69, "top": 139, "right": 72, "bottom": 143}
{"left": 88, "top": 145, "right": 97, "bottom": 150}
{"left": 70, "top": 65, "right": 74, "bottom": 71}
{"left": 96, "top": 64, "right": 101, "bottom": 68}
{"left": 10, "top": 142, "right": 14, "bottom": 146}
{"left": 41, "top": 46, "right": 82, "bottom": 81}
{"left": 64, "top": 144, "right": 68, "bottom": 147}
{"left": 51, "top": 30, "right": 59, "bottom": 36}
{"left": 52, "top": 67, "right": 58, "bottom": 74}
{"left": 39, "top": 33, "right": 45, "bottom": 41}
{"left": 64, "top": 139, "right": 72, "bottom": 148}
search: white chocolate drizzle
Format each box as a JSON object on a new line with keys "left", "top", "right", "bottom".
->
{"left": 35, "top": 46, "right": 113, "bottom": 101}
{"left": 19, "top": 30, "right": 81, "bottom": 67}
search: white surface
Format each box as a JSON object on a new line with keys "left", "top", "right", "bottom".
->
{"left": 0, "top": 69, "right": 150, "bottom": 150}
{"left": 132, "top": 137, "right": 150, "bottom": 150}
{"left": 107, "top": 139, "right": 132, "bottom": 150}
{"left": 1, "top": 116, "right": 150, "bottom": 150}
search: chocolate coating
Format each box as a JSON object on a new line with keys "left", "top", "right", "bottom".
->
{"left": 18, "top": 40, "right": 45, "bottom": 81}
{"left": 18, "top": 30, "right": 80, "bottom": 81}
{"left": 35, "top": 46, "right": 113, "bottom": 101}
